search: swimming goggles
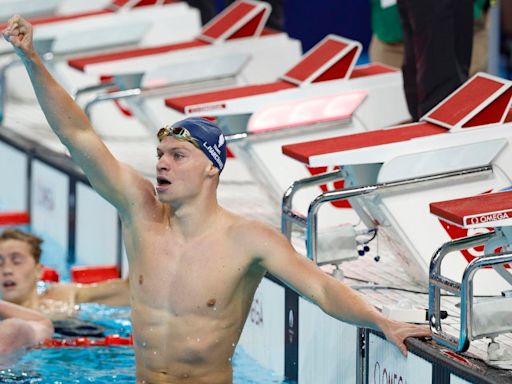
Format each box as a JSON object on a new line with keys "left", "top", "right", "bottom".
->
{"left": 157, "top": 126, "right": 200, "bottom": 149}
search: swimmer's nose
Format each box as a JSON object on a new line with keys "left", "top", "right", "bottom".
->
{"left": 156, "top": 156, "right": 170, "bottom": 172}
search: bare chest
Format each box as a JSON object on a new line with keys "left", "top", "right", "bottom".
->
{"left": 127, "top": 231, "right": 256, "bottom": 316}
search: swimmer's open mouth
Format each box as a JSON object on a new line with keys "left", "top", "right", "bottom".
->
{"left": 3, "top": 280, "right": 16, "bottom": 289}
{"left": 156, "top": 176, "right": 171, "bottom": 189}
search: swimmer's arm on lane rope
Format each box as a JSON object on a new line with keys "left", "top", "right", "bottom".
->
{"left": 247, "top": 221, "right": 431, "bottom": 356}
{"left": 1, "top": 16, "right": 155, "bottom": 215}
{"left": 0, "top": 300, "right": 54, "bottom": 352}
{"left": 74, "top": 278, "right": 130, "bottom": 306}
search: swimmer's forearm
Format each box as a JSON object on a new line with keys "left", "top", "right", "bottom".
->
{"left": 0, "top": 299, "right": 49, "bottom": 322}
{"left": 319, "top": 278, "right": 387, "bottom": 332}
{"left": 21, "top": 53, "right": 94, "bottom": 146}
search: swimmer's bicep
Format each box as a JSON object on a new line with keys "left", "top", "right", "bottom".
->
{"left": 257, "top": 229, "right": 327, "bottom": 304}
{"left": 65, "top": 131, "right": 151, "bottom": 212}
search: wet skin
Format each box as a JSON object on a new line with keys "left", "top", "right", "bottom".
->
{"left": 124, "top": 138, "right": 266, "bottom": 383}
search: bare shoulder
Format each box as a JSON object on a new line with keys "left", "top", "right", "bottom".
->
{"left": 225, "top": 212, "right": 291, "bottom": 258}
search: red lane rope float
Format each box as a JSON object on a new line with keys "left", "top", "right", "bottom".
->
{"left": 41, "top": 266, "right": 60, "bottom": 282}
{"left": 71, "top": 265, "right": 120, "bottom": 284}
{"left": 0, "top": 212, "right": 30, "bottom": 225}
{"left": 41, "top": 334, "right": 133, "bottom": 348}
{"left": 40, "top": 265, "right": 121, "bottom": 284}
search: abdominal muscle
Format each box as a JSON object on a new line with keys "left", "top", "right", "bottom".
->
{"left": 131, "top": 297, "right": 249, "bottom": 384}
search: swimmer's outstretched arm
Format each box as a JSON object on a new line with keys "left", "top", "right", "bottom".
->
{"left": 74, "top": 278, "right": 130, "bottom": 306}
{"left": 243, "top": 220, "right": 431, "bottom": 357}
{"left": 1, "top": 16, "right": 154, "bottom": 216}
{"left": 0, "top": 300, "right": 53, "bottom": 352}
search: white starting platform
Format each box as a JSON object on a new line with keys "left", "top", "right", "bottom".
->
{"left": 43, "top": 0, "right": 302, "bottom": 139}
{"left": 0, "top": 0, "right": 201, "bottom": 119}
{"left": 162, "top": 35, "right": 405, "bottom": 126}
{"left": 429, "top": 191, "right": 512, "bottom": 354}
{"left": 0, "top": 0, "right": 115, "bottom": 21}
{"left": 281, "top": 72, "right": 512, "bottom": 296}
{"left": 0, "top": 0, "right": 200, "bottom": 57}
{"left": 65, "top": 0, "right": 301, "bottom": 91}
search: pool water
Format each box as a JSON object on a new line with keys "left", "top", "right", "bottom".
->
{"left": 1, "top": 304, "right": 295, "bottom": 384}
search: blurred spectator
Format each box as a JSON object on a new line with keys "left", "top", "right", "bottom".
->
{"left": 370, "top": 0, "right": 489, "bottom": 75}
{"left": 396, "top": 0, "right": 474, "bottom": 121}
{"left": 369, "top": 0, "right": 404, "bottom": 69}
{"left": 502, "top": 0, "right": 512, "bottom": 77}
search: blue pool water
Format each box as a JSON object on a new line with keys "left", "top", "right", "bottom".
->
{"left": 1, "top": 304, "right": 294, "bottom": 384}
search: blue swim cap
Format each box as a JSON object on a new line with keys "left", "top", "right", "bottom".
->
{"left": 161, "top": 117, "right": 227, "bottom": 173}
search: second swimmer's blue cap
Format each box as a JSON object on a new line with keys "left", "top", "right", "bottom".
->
{"left": 159, "top": 117, "right": 227, "bottom": 173}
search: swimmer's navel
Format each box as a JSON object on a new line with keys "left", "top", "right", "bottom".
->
{"left": 139, "top": 274, "right": 143, "bottom": 285}
{"left": 207, "top": 298, "right": 216, "bottom": 307}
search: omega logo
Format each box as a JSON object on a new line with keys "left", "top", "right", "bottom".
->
{"left": 373, "top": 362, "right": 407, "bottom": 384}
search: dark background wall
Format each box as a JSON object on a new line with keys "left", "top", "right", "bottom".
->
{"left": 283, "top": 1, "right": 371, "bottom": 52}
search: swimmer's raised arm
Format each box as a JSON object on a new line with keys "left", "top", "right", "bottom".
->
{"left": 242, "top": 220, "right": 431, "bottom": 356}
{"left": 1, "top": 16, "right": 154, "bottom": 216}
{"left": 0, "top": 300, "right": 53, "bottom": 352}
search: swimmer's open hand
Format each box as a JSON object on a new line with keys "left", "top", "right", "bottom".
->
{"left": 380, "top": 319, "right": 432, "bottom": 357}
{"left": 2, "top": 15, "right": 35, "bottom": 60}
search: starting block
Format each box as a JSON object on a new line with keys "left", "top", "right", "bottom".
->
{"left": 280, "top": 73, "right": 512, "bottom": 294}
{"left": 429, "top": 190, "right": 512, "bottom": 352}
{"left": 0, "top": 0, "right": 118, "bottom": 22}
{"left": 0, "top": 0, "right": 201, "bottom": 122}
{"left": 58, "top": 0, "right": 302, "bottom": 139}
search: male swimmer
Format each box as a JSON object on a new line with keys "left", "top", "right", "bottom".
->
{"left": 3, "top": 16, "right": 430, "bottom": 383}
{"left": 0, "top": 229, "right": 129, "bottom": 319}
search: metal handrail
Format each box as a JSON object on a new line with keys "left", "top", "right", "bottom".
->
{"left": 428, "top": 231, "right": 495, "bottom": 352}
{"left": 429, "top": 239, "right": 512, "bottom": 352}
{"left": 83, "top": 88, "right": 142, "bottom": 118}
{"left": 73, "top": 82, "right": 117, "bottom": 100}
{"left": 289, "top": 165, "right": 493, "bottom": 263}
{"left": 281, "top": 169, "right": 344, "bottom": 239}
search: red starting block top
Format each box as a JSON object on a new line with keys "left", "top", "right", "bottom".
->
{"left": 423, "top": 73, "right": 512, "bottom": 130}
{"left": 350, "top": 63, "right": 397, "bottom": 78}
{"left": 165, "top": 80, "right": 296, "bottom": 113}
{"left": 163, "top": 35, "right": 393, "bottom": 114}
{"left": 430, "top": 190, "right": 512, "bottom": 229}
{"left": 281, "top": 35, "right": 361, "bottom": 85}
{"left": 281, "top": 122, "right": 447, "bottom": 165}
{"left": 199, "top": 0, "right": 269, "bottom": 43}
{"left": 68, "top": 40, "right": 208, "bottom": 71}
{"left": 67, "top": 0, "right": 272, "bottom": 72}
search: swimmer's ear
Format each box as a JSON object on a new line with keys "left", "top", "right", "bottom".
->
{"left": 36, "top": 263, "right": 43, "bottom": 278}
{"left": 206, "top": 163, "right": 218, "bottom": 178}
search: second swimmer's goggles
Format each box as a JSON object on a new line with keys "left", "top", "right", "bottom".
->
{"left": 157, "top": 126, "right": 200, "bottom": 149}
